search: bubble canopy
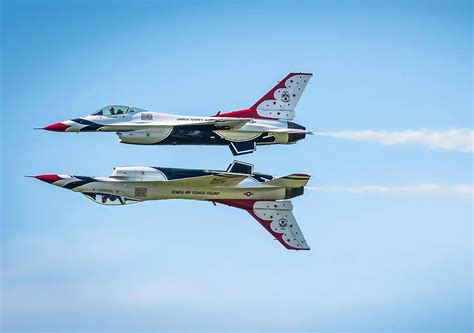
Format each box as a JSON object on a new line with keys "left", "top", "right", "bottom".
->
{"left": 93, "top": 105, "right": 146, "bottom": 116}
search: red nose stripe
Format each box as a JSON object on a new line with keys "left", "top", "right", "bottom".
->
{"left": 43, "top": 122, "right": 70, "bottom": 132}
{"left": 35, "top": 174, "right": 62, "bottom": 184}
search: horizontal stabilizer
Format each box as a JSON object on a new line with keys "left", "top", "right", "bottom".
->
{"left": 264, "top": 174, "right": 310, "bottom": 188}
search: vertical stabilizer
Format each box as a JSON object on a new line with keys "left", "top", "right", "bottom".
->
{"left": 216, "top": 72, "right": 313, "bottom": 120}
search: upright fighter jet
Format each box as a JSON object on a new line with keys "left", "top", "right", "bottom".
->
{"left": 31, "top": 161, "right": 311, "bottom": 250}
{"left": 42, "top": 73, "right": 313, "bottom": 155}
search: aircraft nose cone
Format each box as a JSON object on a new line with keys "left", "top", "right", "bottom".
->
{"left": 43, "top": 122, "right": 70, "bottom": 132}
{"left": 35, "top": 174, "right": 62, "bottom": 184}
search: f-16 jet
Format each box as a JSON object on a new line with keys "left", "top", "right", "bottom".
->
{"left": 42, "top": 73, "right": 313, "bottom": 155}
{"left": 31, "top": 161, "right": 311, "bottom": 250}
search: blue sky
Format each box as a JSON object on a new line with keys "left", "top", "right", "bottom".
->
{"left": 1, "top": 0, "right": 472, "bottom": 332}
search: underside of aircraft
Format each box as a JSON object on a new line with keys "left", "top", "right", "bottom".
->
{"left": 32, "top": 161, "right": 311, "bottom": 250}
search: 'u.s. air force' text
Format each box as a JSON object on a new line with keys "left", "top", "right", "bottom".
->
{"left": 171, "top": 190, "right": 220, "bottom": 195}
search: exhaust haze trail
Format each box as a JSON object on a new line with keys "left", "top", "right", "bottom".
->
{"left": 307, "top": 184, "right": 473, "bottom": 196}
{"left": 313, "top": 129, "right": 474, "bottom": 152}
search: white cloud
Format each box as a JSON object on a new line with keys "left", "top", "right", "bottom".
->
{"left": 307, "top": 184, "right": 473, "bottom": 196}
{"left": 313, "top": 129, "right": 474, "bottom": 152}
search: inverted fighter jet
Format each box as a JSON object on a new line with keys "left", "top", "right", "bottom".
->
{"left": 42, "top": 73, "right": 313, "bottom": 155}
{"left": 31, "top": 161, "right": 311, "bottom": 250}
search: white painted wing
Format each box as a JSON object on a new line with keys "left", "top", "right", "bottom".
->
{"left": 112, "top": 174, "right": 249, "bottom": 187}
{"left": 168, "top": 174, "right": 249, "bottom": 186}
{"left": 108, "top": 118, "right": 249, "bottom": 130}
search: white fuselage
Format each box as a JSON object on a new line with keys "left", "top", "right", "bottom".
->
{"left": 71, "top": 177, "right": 285, "bottom": 203}
{"left": 62, "top": 112, "right": 291, "bottom": 133}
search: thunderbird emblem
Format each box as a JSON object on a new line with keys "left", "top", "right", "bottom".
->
{"left": 278, "top": 218, "right": 288, "bottom": 230}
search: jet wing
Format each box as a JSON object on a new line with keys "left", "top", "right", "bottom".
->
{"left": 112, "top": 173, "right": 249, "bottom": 187}
{"left": 109, "top": 118, "right": 250, "bottom": 130}
{"left": 167, "top": 173, "right": 249, "bottom": 186}
{"left": 210, "top": 119, "right": 250, "bottom": 128}
{"left": 213, "top": 200, "right": 310, "bottom": 250}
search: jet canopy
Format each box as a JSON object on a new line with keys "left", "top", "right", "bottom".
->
{"left": 93, "top": 105, "right": 147, "bottom": 116}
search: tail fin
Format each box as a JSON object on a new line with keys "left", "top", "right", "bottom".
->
{"left": 264, "top": 174, "right": 311, "bottom": 188}
{"left": 251, "top": 72, "right": 312, "bottom": 120}
{"left": 216, "top": 72, "right": 313, "bottom": 120}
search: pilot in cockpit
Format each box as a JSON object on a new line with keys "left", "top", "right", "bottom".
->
{"left": 109, "top": 107, "right": 115, "bottom": 115}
